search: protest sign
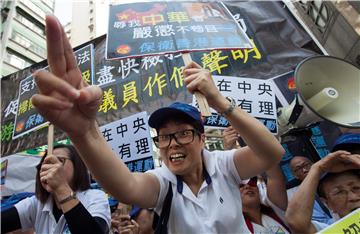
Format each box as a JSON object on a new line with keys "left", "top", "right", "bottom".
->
{"left": 11, "top": 45, "right": 95, "bottom": 140}
{"left": 194, "top": 75, "right": 277, "bottom": 134}
{"left": 318, "top": 208, "right": 360, "bottom": 234}
{"left": 1, "top": 159, "right": 8, "bottom": 186}
{"left": 99, "top": 111, "right": 154, "bottom": 172}
{"left": 12, "top": 73, "right": 48, "bottom": 139}
{"left": 75, "top": 44, "right": 94, "bottom": 85}
{"left": 106, "top": 2, "right": 252, "bottom": 60}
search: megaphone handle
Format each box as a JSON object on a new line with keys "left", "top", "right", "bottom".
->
{"left": 182, "top": 53, "right": 212, "bottom": 117}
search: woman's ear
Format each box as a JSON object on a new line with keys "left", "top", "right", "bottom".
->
{"left": 201, "top": 133, "right": 206, "bottom": 143}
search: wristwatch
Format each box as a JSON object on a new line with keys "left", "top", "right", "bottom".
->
{"left": 59, "top": 191, "right": 77, "bottom": 204}
{"left": 220, "top": 97, "right": 236, "bottom": 117}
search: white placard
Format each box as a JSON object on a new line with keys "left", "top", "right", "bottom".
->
{"left": 100, "top": 112, "right": 153, "bottom": 163}
{"left": 193, "top": 75, "right": 277, "bottom": 134}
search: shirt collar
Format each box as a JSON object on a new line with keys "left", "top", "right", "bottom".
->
{"left": 176, "top": 150, "right": 213, "bottom": 194}
{"left": 42, "top": 196, "right": 53, "bottom": 212}
{"left": 156, "top": 149, "right": 216, "bottom": 194}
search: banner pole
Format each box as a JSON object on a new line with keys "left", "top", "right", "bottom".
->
{"left": 182, "top": 53, "right": 211, "bottom": 117}
{"left": 47, "top": 124, "right": 54, "bottom": 155}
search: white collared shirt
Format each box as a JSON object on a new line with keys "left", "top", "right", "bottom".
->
{"left": 251, "top": 214, "right": 290, "bottom": 234}
{"left": 15, "top": 189, "right": 111, "bottom": 233}
{"left": 147, "top": 149, "right": 250, "bottom": 233}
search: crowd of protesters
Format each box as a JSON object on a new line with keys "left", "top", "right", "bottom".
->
{"left": 1, "top": 15, "right": 359, "bottom": 233}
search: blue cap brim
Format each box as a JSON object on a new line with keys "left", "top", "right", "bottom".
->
{"left": 332, "top": 133, "right": 360, "bottom": 152}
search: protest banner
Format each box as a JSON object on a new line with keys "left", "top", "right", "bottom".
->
{"left": 0, "top": 155, "right": 41, "bottom": 196}
{"left": 99, "top": 111, "right": 154, "bottom": 172}
{"left": 75, "top": 44, "right": 94, "bottom": 85}
{"left": 12, "top": 72, "right": 48, "bottom": 139}
{"left": 1, "top": 1, "right": 324, "bottom": 156}
{"left": 318, "top": 208, "right": 360, "bottom": 234}
{"left": 11, "top": 45, "right": 95, "bottom": 140}
{"left": 1, "top": 159, "right": 8, "bottom": 186}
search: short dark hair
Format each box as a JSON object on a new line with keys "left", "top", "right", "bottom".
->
{"left": 35, "top": 144, "right": 90, "bottom": 203}
{"left": 318, "top": 170, "right": 360, "bottom": 198}
{"left": 156, "top": 112, "right": 204, "bottom": 135}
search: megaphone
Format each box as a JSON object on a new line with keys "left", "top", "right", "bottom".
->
{"left": 277, "top": 56, "right": 360, "bottom": 136}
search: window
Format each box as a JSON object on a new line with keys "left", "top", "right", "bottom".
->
{"left": 5, "top": 51, "right": 32, "bottom": 69}
{"left": 15, "top": 12, "right": 45, "bottom": 36}
{"left": 20, "top": 0, "right": 47, "bottom": 18}
{"left": 11, "top": 31, "right": 46, "bottom": 56}
{"left": 298, "top": 0, "right": 330, "bottom": 33}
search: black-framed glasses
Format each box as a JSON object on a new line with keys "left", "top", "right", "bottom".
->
{"left": 36, "top": 156, "right": 71, "bottom": 170}
{"left": 153, "top": 129, "right": 200, "bottom": 148}
{"left": 56, "top": 156, "right": 71, "bottom": 165}
{"left": 293, "top": 162, "right": 312, "bottom": 174}
{"left": 328, "top": 186, "right": 360, "bottom": 200}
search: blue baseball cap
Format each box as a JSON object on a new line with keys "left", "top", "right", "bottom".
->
{"left": 148, "top": 102, "right": 204, "bottom": 132}
{"left": 332, "top": 133, "right": 360, "bottom": 152}
{"left": 129, "top": 206, "right": 142, "bottom": 219}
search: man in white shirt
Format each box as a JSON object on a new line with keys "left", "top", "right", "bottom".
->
{"left": 288, "top": 156, "right": 333, "bottom": 224}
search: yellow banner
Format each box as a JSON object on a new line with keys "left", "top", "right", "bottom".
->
{"left": 318, "top": 208, "right": 360, "bottom": 234}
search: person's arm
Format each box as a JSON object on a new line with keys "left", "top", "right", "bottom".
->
{"left": 31, "top": 15, "right": 160, "bottom": 208}
{"left": 285, "top": 151, "right": 359, "bottom": 233}
{"left": 64, "top": 202, "right": 109, "bottom": 234}
{"left": 1, "top": 207, "right": 22, "bottom": 233}
{"left": 266, "top": 166, "right": 288, "bottom": 211}
{"left": 285, "top": 161, "right": 322, "bottom": 233}
{"left": 183, "top": 62, "right": 285, "bottom": 179}
{"left": 70, "top": 128, "right": 160, "bottom": 208}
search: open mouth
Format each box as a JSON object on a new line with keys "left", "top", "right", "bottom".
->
{"left": 170, "top": 153, "right": 186, "bottom": 162}
{"left": 245, "top": 190, "right": 256, "bottom": 195}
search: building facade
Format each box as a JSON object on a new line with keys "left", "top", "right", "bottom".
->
{"left": 69, "top": 0, "right": 96, "bottom": 47}
{"left": 286, "top": 0, "right": 360, "bottom": 68}
{"left": 0, "top": 0, "right": 54, "bottom": 77}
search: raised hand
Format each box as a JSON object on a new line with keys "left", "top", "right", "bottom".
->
{"left": 183, "top": 61, "right": 226, "bottom": 109}
{"left": 31, "top": 15, "right": 102, "bottom": 138}
{"left": 315, "top": 150, "right": 360, "bottom": 174}
{"left": 39, "top": 155, "right": 69, "bottom": 193}
{"left": 223, "top": 126, "right": 240, "bottom": 150}
{"left": 112, "top": 214, "right": 140, "bottom": 234}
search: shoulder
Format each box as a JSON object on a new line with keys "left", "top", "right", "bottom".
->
{"left": 203, "top": 149, "right": 237, "bottom": 168}
{"left": 14, "top": 195, "right": 39, "bottom": 210}
{"left": 78, "top": 188, "right": 106, "bottom": 196}
{"left": 146, "top": 165, "right": 176, "bottom": 184}
{"left": 206, "top": 149, "right": 237, "bottom": 158}
{"left": 76, "top": 189, "right": 108, "bottom": 204}
{"left": 311, "top": 220, "right": 329, "bottom": 232}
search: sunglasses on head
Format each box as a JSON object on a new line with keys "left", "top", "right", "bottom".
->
{"left": 240, "top": 176, "right": 258, "bottom": 188}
